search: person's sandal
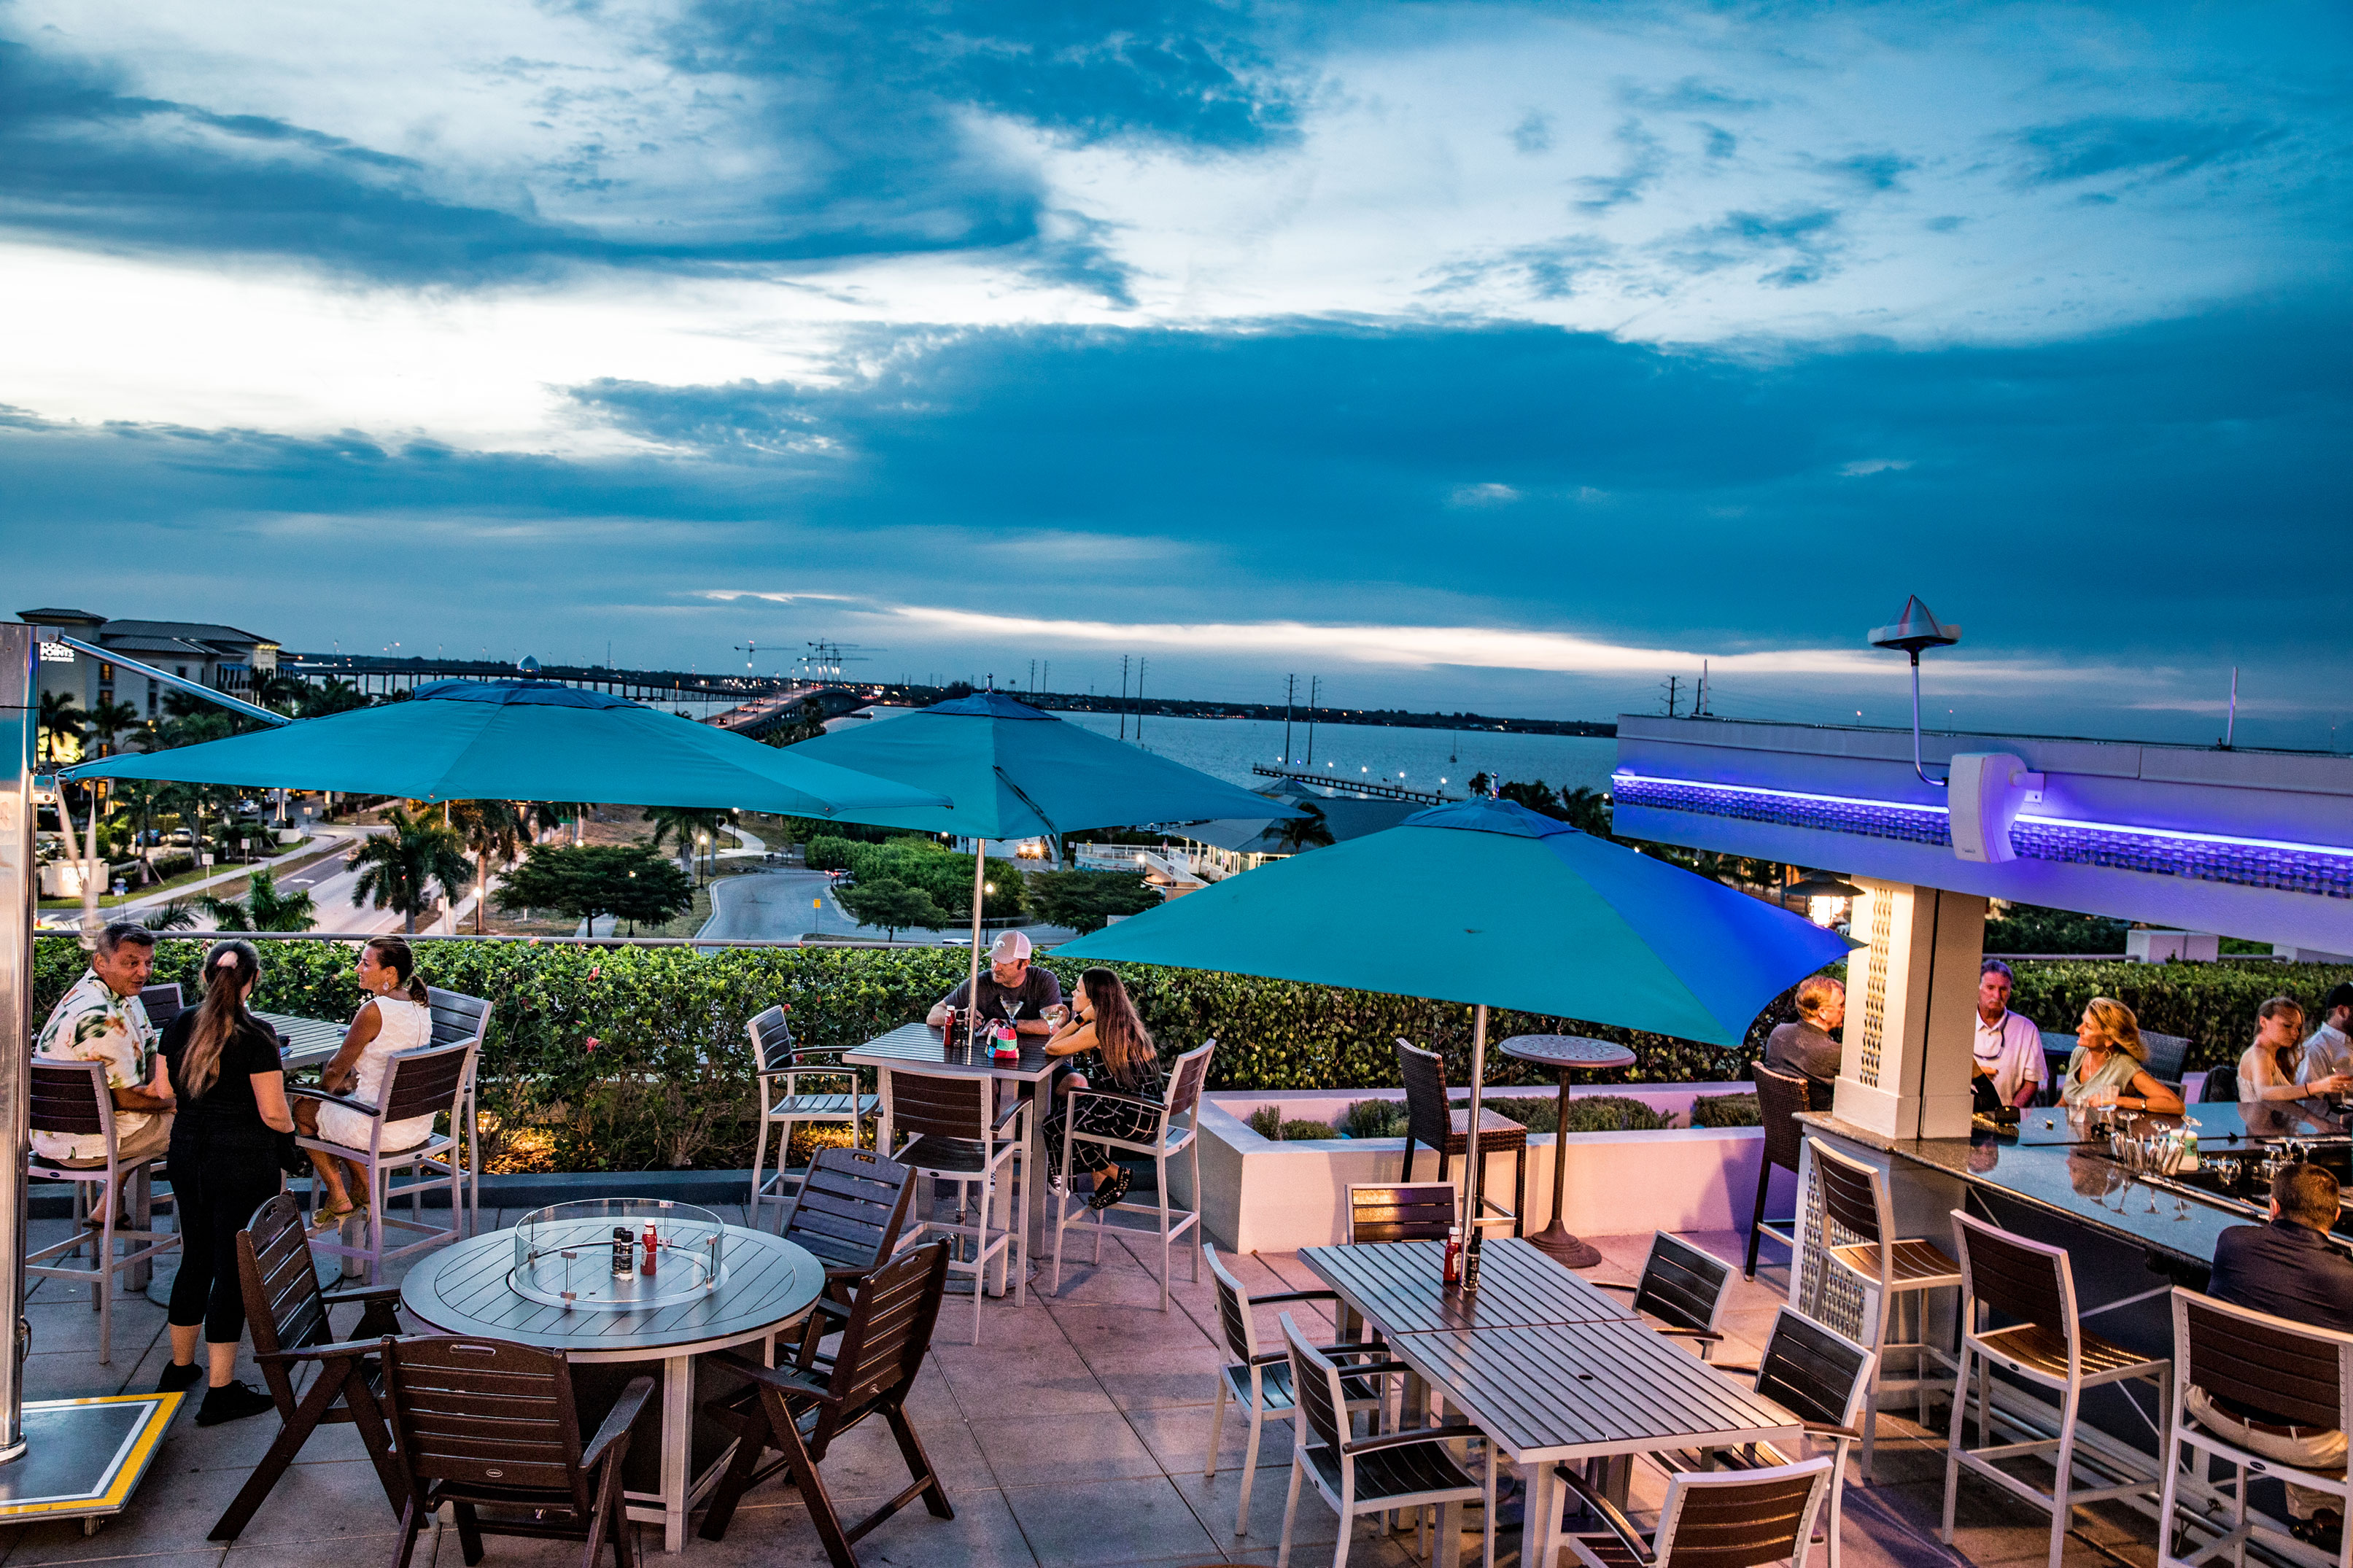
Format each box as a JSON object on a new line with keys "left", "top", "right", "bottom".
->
{"left": 1088, "top": 1165, "right": 1132, "bottom": 1211}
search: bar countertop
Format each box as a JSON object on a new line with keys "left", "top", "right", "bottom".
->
{"left": 1799, "top": 1101, "right": 2352, "bottom": 1268}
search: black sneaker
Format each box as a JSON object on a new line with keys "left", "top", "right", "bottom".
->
{"left": 155, "top": 1362, "right": 202, "bottom": 1394}
{"left": 1088, "top": 1165, "right": 1132, "bottom": 1211}
{"left": 195, "top": 1381, "right": 278, "bottom": 1427}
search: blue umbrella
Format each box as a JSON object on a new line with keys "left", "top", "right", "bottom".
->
{"left": 785, "top": 691, "right": 1302, "bottom": 1015}
{"left": 63, "top": 678, "right": 950, "bottom": 819}
{"left": 1058, "top": 797, "right": 1849, "bottom": 1269}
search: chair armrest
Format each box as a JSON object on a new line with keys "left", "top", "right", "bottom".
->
{"left": 1336, "top": 1360, "right": 1416, "bottom": 1381}
{"left": 804, "top": 1295, "right": 853, "bottom": 1322}
{"left": 1250, "top": 1289, "right": 1340, "bottom": 1308}
{"left": 287, "top": 1085, "right": 380, "bottom": 1116}
{"left": 1802, "top": 1421, "right": 1864, "bottom": 1443}
{"left": 1344, "top": 1427, "right": 1464, "bottom": 1457}
{"left": 1069, "top": 1089, "right": 1163, "bottom": 1114}
{"left": 319, "top": 1284, "right": 405, "bottom": 1307}
{"left": 1591, "top": 1281, "right": 1638, "bottom": 1294}
{"left": 1707, "top": 1363, "right": 1759, "bottom": 1376}
{"left": 256, "top": 1334, "right": 392, "bottom": 1367}
{"left": 1655, "top": 1327, "right": 1724, "bottom": 1344}
{"left": 582, "top": 1375, "right": 656, "bottom": 1472}
{"left": 706, "top": 1348, "right": 837, "bottom": 1402}
{"left": 1556, "top": 1464, "right": 1656, "bottom": 1565}
{"left": 992, "top": 1098, "right": 1029, "bottom": 1132}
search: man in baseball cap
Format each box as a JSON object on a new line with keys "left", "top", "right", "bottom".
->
{"left": 926, "top": 929, "right": 1065, "bottom": 1037}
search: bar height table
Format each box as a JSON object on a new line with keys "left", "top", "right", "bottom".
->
{"left": 1498, "top": 1033, "right": 1636, "bottom": 1270}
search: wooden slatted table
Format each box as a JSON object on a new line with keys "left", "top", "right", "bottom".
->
{"left": 1387, "top": 1319, "right": 1802, "bottom": 1568}
{"left": 1300, "top": 1238, "right": 1641, "bottom": 1334}
{"left": 400, "top": 1223, "right": 823, "bottom": 1552}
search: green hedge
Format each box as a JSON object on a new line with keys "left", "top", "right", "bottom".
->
{"left": 36, "top": 938, "right": 2350, "bottom": 1172}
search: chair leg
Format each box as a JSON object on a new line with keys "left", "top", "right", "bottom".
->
{"left": 1940, "top": 1343, "right": 1967, "bottom": 1543}
{"left": 747, "top": 1109, "right": 770, "bottom": 1225}
{"left": 1276, "top": 1458, "right": 1305, "bottom": 1568}
{"left": 452, "top": 1500, "right": 487, "bottom": 1565}
{"left": 209, "top": 1358, "right": 352, "bottom": 1540}
{"left": 2048, "top": 1389, "right": 2081, "bottom": 1568}
{"left": 1745, "top": 1160, "right": 1771, "bottom": 1278}
{"left": 774, "top": 1391, "right": 860, "bottom": 1568}
{"left": 391, "top": 1496, "right": 430, "bottom": 1568}
{"left": 1189, "top": 1138, "right": 1204, "bottom": 1284}
{"left": 883, "top": 1402, "right": 955, "bottom": 1520}
{"left": 1827, "top": 1462, "right": 1848, "bottom": 1568}
{"left": 1237, "top": 1403, "right": 1265, "bottom": 1534}
{"left": 1205, "top": 1375, "right": 1229, "bottom": 1480}
{"left": 1512, "top": 1146, "right": 1526, "bottom": 1239}
{"left": 96, "top": 1180, "right": 117, "bottom": 1364}
{"left": 1156, "top": 1151, "right": 1172, "bottom": 1313}
{"left": 694, "top": 1410, "right": 769, "bottom": 1542}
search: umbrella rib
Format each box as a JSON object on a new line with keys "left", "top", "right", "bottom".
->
{"left": 991, "top": 766, "right": 1061, "bottom": 840}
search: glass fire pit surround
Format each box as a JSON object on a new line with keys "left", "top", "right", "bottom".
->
{"left": 510, "top": 1198, "right": 728, "bottom": 1311}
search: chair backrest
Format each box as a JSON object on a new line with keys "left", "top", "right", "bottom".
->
{"left": 2198, "top": 1066, "right": 2240, "bottom": 1103}
{"left": 880, "top": 1067, "right": 992, "bottom": 1146}
{"left": 814, "top": 1241, "right": 952, "bottom": 1441}
{"left": 1203, "top": 1243, "right": 1261, "bottom": 1365}
{"left": 746, "top": 1005, "right": 795, "bottom": 1074}
{"left": 2174, "top": 1286, "right": 2352, "bottom": 1435}
{"left": 385, "top": 1336, "right": 589, "bottom": 1509}
{"left": 2141, "top": 1031, "right": 2190, "bottom": 1085}
{"left": 1164, "top": 1040, "right": 1214, "bottom": 1127}
{"left": 782, "top": 1147, "right": 916, "bottom": 1276}
{"left": 29, "top": 1057, "right": 111, "bottom": 1143}
{"left": 1347, "top": 1181, "right": 1457, "bottom": 1244}
{"left": 239, "top": 1192, "right": 332, "bottom": 1407}
{"left": 424, "top": 986, "right": 491, "bottom": 1051}
{"left": 1751, "top": 1308, "right": 1876, "bottom": 1432}
{"left": 1951, "top": 1209, "right": 2074, "bottom": 1349}
{"left": 1807, "top": 1137, "right": 1887, "bottom": 1251}
{"left": 377, "top": 1041, "right": 476, "bottom": 1126}
{"left": 1653, "top": 1457, "right": 1834, "bottom": 1568}
{"left": 139, "top": 982, "right": 185, "bottom": 1031}
{"left": 1279, "top": 1312, "right": 1352, "bottom": 1459}
{"left": 1395, "top": 1039, "right": 1452, "bottom": 1149}
{"left": 1752, "top": 1063, "right": 1810, "bottom": 1173}
{"left": 1632, "top": 1231, "right": 1736, "bottom": 1337}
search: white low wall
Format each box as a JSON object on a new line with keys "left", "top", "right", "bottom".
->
{"left": 1189, "top": 1093, "right": 1799, "bottom": 1255}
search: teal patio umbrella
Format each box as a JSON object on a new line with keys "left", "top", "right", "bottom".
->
{"left": 62, "top": 678, "right": 951, "bottom": 818}
{"left": 785, "top": 692, "right": 1300, "bottom": 1017}
{"left": 1058, "top": 797, "right": 1849, "bottom": 1270}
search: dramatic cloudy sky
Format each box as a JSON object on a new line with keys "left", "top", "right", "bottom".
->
{"left": 3, "top": 1, "right": 2346, "bottom": 743}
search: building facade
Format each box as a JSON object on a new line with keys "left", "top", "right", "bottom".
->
{"left": 17, "top": 608, "right": 280, "bottom": 760}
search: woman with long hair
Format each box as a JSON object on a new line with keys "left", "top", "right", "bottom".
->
{"left": 2059, "top": 995, "right": 2185, "bottom": 1115}
{"left": 155, "top": 939, "right": 294, "bottom": 1424}
{"left": 1042, "top": 967, "right": 1164, "bottom": 1211}
{"left": 292, "top": 936, "right": 438, "bottom": 1223}
{"left": 2239, "top": 995, "right": 2353, "bottom": 1104}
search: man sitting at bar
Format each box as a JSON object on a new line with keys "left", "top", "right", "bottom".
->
{"left": 1766, "top": 974, "right": 1844, "bottom": 1111}
{"left": 2300, "top": 983, "right": 2353, "bottom": 1090}
{"left": 926, "top": 929, "right": 1064, "bottom": 1037}
{"left": 1972, "top": 958, "right": 2044, "bottom": 1109}
{"left": 33, "top": 920, "right": 177, "bottom": 1171}
{"left": 2190, "top": 1163, "right": 2353, "bottom": 1548}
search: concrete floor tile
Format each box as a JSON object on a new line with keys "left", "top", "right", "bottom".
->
{"left": 1170, "top": 1462, "right": 1338, "bottom": 1548}
{"left": 697, "top": 1485, "right": 1033, "bottom": 1568}
{"left": 935, "top": 1346, "right": 1117, "bottom": 1418}
{"left": 1131, "top": 1401, "right": 1292, "bottom": 1478}
{"left": 971, "top": 1409, "right": 1163, "bottom": 1488}
{"left": 1005, "top": 1475, "right": 1220, "bottom": 1568}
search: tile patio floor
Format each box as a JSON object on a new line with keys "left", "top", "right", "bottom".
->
{"left": 4, "top": 1206, "right": 2171, "bottom": 1568}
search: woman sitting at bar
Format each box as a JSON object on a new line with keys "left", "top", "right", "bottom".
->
{"left": 1040, "top": 967, "right": 1163, "bottom": 1211}
{"left": 2239, "top": 995, "right": 2353, "bottom": 1105}
{"left": 2059, "top": 996, "right": 2185, "bottom": 1115}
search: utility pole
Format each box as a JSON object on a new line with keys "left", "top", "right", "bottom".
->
{"left": 1118, "top": 656, "right": 1129, "bottom": 740}
{"left": 1698, "top": 660, "right": 1709, "bottom": 718}
{"left": 1283, "top": 674, "right": 1296, "bottom": 763}
{"left": 1136, "top": 658, "right": 1147, "bottom": 744}
{"left": 1307, "top": 676, "right": 1320, "bottom": 764}
{"left": 1661, "top": 675, "right": 1681, "bottom": 718}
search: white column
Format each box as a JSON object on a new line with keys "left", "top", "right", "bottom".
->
{"left": 1833, "top": 878, "right": 1986, "bottom": 1140}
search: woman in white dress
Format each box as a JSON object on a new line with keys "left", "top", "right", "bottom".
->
{"left": 294, "top": 936, "right": 439, "bottom": 1224}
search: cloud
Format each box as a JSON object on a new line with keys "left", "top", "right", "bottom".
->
{"left": 1449, "top": 482, "right": 1520, "bottom": 507}
{"left": 1655, "top": 206, "right": 1845, "bottom": 287}
{"left": 1510, "top": 111, "right": 1553, "bottom": 155}
{"left": 1826, "top": 151, "right": 1917, "bottom": 192}
{"left": 2011, "top": 115, "right": 2282, "bottom": 188}
{"left": 1574, "top": 117, "right": 1667, "bottom": 211}
{"left": 1839, "top": 458, "right": 1911, "bottom": 476}
{"left": 1617, "top": 77, "right": 1767, "bottom": 115}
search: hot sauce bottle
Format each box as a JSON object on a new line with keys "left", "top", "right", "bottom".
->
{"left": 640, "top": 1219, "right": 659, "bottom": 1276}
{"left": 1442, "top": 1224, "right": 1463, "bottom": 1289}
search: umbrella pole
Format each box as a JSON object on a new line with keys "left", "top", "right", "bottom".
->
{"left": 965, "top": 842, "right": 985, "bottom": 1044}
{"left": 1462, "top": 1003, "right": 1486, "bottom": 1292}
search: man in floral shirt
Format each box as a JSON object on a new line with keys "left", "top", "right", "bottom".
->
{"left": 34, "top": 923, "right": 175, "bottom": 1167}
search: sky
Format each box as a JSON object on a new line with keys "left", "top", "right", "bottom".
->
{"left": 3, "top": 1, "right": 2347, "bottom": 747}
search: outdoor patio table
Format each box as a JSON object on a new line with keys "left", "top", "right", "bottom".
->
{"left": 842, "top": 1020, "right": 1058, "bottom": 1297}
{"left": 1497, "top": 1033, "right": 1637, "bottom": 1268}
{"left": 1300, "top": 1237, "right": 1640, "bottom": 1336}
{"left": 399, "top": 1221, "right": 823, "bottom": 1553}
{"left": 1384, "top": 1317, "right": 1802, "bottom": 1568}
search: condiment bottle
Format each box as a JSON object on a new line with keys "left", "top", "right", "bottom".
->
{"left": 1441, "top": 1224, "right": 1463, "bottom": 1289}
{"left": 640, "top": 1219, "right": 659, "bottom": 1276}
{"left": 610, "top": 1227, "right": 634, "bottom": 1276}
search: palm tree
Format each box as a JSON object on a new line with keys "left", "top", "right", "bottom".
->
{"left": 449, "top": 800, "right": 525, "bottom": 934}
{"left": 252, "top": 670, "right": 312, "bottom": 716}
{"left": 36, "top": 691, "right": 87, "bottom": 764}
{"left": 300, "top": 677, "right": 368, "bottom": 718}
{"left": 83, "top": 697, "right": 142, "bottom": 757}
{"left": 641, "top": 806, "right": 731, "bottom": 880}
{"left": 349, "top": 808, "right": 474, "bottom": 934}
{"left": 197, "top": 869, "right": 318, "bottom": 932}
{"left": 144, "top": 899, "right": 200, "bottom": 932}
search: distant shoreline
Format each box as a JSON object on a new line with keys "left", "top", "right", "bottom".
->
{"left": 879, "top": 687, "right": 1618, "bottom": 738}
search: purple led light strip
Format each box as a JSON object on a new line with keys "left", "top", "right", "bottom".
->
{"left": 1611, "top": 772, "right": 2353, "bottom": 900}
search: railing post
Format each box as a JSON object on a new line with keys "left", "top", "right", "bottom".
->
{"left": 0, "top": 624, "right": 37, "bottom": 1462}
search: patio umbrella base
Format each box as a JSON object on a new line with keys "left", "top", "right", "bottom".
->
{"left": 1524, "top": 1225, "right": 1603, "bottom": 1270}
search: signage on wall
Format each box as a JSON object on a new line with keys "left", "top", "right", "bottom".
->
{"left": 36, "top": 643, "right": 74, "bottom": 663}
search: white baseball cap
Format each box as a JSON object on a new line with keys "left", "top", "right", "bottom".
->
{"left": 989, "top": 930, "right": 1034, "bottom": 963}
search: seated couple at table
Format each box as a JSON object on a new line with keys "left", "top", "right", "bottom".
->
{"left": 294, "top": 936, "right": 443, "bottom": 1225}
{"left": 925, "top": 929, "right": 1065, "bottom": 1037}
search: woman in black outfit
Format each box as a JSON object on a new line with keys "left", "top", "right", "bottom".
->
{"left": 155, "top": 939, "right": 294, "bottom": 1424}
{"left": 1041, "top": 968, "right": 1164, "bottom": 1211}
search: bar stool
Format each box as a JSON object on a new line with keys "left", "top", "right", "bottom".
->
{"left": 878, "top": 1066, "right": 1027, "bottom": 1345}
{"left": 1395, "top": 1039, "right": 1527, "bottom": 1238}
{"left": 1808, "top": 1137, "right": 1963, "bottom": 1478}
{"left": 1942, "top": 1211, "right": 2171, "bottom": 1568}
{"left": 1746, "top": 1063, "right": 1810, "bottom": 1278}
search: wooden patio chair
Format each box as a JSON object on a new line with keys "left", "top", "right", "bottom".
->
{"left": 1747, "top": 1063, "right": 1810, "bottom": 1277}
{"left": 1395, "top": 1039, "right": 1526, "bottom": 1238}
{"left": 209, "top": 1192, "right": 408, "bottom": 1541}
{"left": 1050, "top": 1039, "right": 1215, "bottom": 1311}
{"left": 26, "top": 1056, "right": 178, "bottom": 1365}
{"left": 292, "top": 1038, "right": 476, "bottom": 1281}
{"left": 747, "top": 1004, "right": 877, "bottom": 1231}
{"left": 777, "top": 1146, "right": 917, "bottom": 1365}
{"left": 381, "top": 1335, "right": 651, "bottom": 1568}
{"left": 1557, "top": 1456, "right": 1834, "bottom": 1568}
{"left": 1346, "top": 1181, "right": 1457, "bottom": 1246}
{"left": 696, "top": 1241, "right": 958, "bottom": 1568}
{"left": 138, "top": 982, "right": 185, "bottom": 1032}
{"left": 1592, "top": 1230, "right": 1735, "bottom": 1360}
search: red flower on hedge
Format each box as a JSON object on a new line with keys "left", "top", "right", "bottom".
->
{"left": 585, "top": 1036, "right": 600, "bottom": 1053}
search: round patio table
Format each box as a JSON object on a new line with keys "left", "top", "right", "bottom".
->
{"left": 400, "top": 1222, "right": 823, "bottom": 1553}
{"left": 1499, "top": 1034, "right": 1637, "bottom": 1269}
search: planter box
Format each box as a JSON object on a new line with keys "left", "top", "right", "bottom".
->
{"left": 1188, "top": 1087, "right": 1796, "bottom": 1255}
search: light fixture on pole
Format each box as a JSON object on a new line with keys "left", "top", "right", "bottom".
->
{"left": 1867, "top": 596, "right": 1961, "bottom": 788}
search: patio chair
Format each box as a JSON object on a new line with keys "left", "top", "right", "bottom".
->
{"left": 1942, "top": 1210, "right": 2171, "bottom": 1568}
{"left": 2157, "top": 1288, "right": 2351, "bottom": 1568}
{"left": 139, "top": 981, "right": 185, "bottom": 1032}
{"left": 1747, "top": 1063, "right": 1810, "bottom": 1278}
{"left": 746, "top": 1004, "right": 877, "bottom": 1232}
{"left": 26, "top": 1055, "right": 178, "bottom": 1365}
{"left": 1808, "top": 1136, "right": 1962, "bottom": 1479}
{"left": 696, "top": 1241, "right": 958, "bottom": 1568}
{"left": 292, "top": 1038, "right": 476, "bottom": 1283}
{"left": 877, "top": 1065, "right": 1027, "bottom": 1344}
{"left": 777, "top": 1146, "right": 917, "bottom": 1365}
{"left": 208, "top": 1192, "right": 408, "bottom": 1541}
{"left": 1656, "top": 1307, "right": 1876, "bottom": 1568}
{"left": 1202, "top": 1243, "right": 1414, "bottom": 1537}
{"left": 1274, "top": 1311, "right": 1496, "bottom": 1568}
{"left": 1050, "top": 1039, "right": 1214, "bottom": 1311}
{"left": 381, "top": 1335, "right": 651, "bottom": 1568}
{"left": 1557, "top": 1455, "right": 1833, "bottom": 1568}
{"left": 1345, "top": 1181, "right": 1457, "bottom": 1246}
{"left": 1395, "top": 1039, "right": 1526, "bottom": 1238}
{"left": 1592, "top": 1230, "right": 1734, "bottom": 1360}
{"left": 423, "top": 986, "right": 492, "bottom": 1232}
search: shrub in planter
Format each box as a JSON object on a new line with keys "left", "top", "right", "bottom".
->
{"left": 1452, "top": 1093, "right": 1672, "bottom": 1133}
{"left": 1244, "top": 1106, "right": 1338, "bottom": 1141}
{"left": 1691, "top": 1092, "right": 1761, "bottom": 1128}
{"left": 1343, "top": 1099, "right": 1408, "bottom": 1139}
